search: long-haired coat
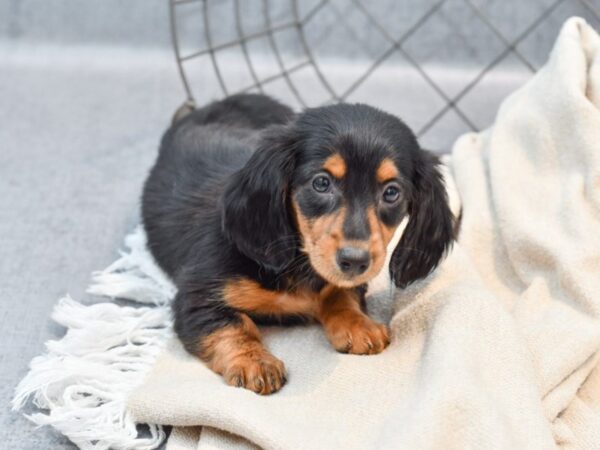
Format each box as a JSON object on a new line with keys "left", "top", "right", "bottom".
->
{"left": 142, "top": 94, "right": 454, "bottom": 394}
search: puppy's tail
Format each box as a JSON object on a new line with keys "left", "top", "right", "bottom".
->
{"left": 171, "top": 100, "right": 196, "bottom": 125}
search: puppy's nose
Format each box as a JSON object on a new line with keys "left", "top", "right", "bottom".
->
{"left": 336, "top": 247, "right": 370, "bottom": 276}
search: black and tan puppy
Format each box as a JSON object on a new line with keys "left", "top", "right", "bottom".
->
{"left": 142, "top": 94, "right": 453, "bottom": 394}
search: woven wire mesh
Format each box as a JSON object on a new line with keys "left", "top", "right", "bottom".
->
{"left": 169, "top": 0, "right": 600, "bottom": 151}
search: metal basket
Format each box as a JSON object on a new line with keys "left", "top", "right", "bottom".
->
{"left": 169, "top": 0, "right": 599, "bottom": 151}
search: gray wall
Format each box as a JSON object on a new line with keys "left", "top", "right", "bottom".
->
{"left": 1, "top": 0, "right": 170, "bottom": 46}
{"left": 2, "top": 0, "right": 598, "bottom": 57}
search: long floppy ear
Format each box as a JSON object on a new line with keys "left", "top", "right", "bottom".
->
{"left": 390, "top": 151, "right": 454, "bottom": 288}
{"left": 221, "top": 125, "right": 297, "bottom": 272}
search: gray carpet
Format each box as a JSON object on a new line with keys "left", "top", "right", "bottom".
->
{"left": 0, "top": 44, "right": 181, "bottom": 448}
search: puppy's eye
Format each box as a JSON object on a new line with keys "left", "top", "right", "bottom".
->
{"left": 383, "top": 184, "right": 400, "bottom": 203}
{"left": 312, "top": 175, "right": 331, "bottom": 193}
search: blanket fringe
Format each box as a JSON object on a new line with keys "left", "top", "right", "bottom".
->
{"left": 12, "top": 226, "right": 175, "bottom": 450}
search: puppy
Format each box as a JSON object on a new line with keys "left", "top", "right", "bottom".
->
{"left": 142, "top": 94, "right": 454, "bottom": 394}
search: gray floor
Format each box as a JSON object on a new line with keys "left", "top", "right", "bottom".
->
{"left": 0, "top": 44, "right": 182, "bottom": 448}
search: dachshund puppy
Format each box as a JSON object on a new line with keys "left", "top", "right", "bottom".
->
{"left": 142, "top": 94, "right": 454, "bottom": 395}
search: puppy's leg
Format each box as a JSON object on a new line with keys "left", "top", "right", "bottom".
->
{"left": 174, "top": 293, "right": 286, "bottom": 395}
{"left": 201, "top": 314, "right": 286, "bottom": 394}
{"left": 317, "top": 288, "right": 390, "bottom": 355}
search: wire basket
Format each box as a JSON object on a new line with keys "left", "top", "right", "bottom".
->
{"left": 169, "top": 0, "right": 599, "bottom": 151}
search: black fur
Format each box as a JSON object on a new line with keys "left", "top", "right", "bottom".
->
{"left": 390, "top": 151, "right": 455, "bottom": 288}
{"left": 141, "top": 93, "right": 454, "bottom": 353}
{"left": 221, "top": 125, "right": 298, "bottom": 272}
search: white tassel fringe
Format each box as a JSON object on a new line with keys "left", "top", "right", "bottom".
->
{"left": 12, "top": 226, "right": 175, "bottom": 450}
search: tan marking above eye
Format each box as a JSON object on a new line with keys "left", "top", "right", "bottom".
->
{"left": 322, "top": 153, "right": 347, "bottom": 179}
{"left": 376, "top": 158, "right": 399, "bottom": 183}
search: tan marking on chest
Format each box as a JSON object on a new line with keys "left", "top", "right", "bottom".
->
{"left": 223, "top": 278, "right": 323, "bottom": 317}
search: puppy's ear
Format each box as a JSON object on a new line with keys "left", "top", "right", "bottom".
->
{"left": 222, "top": 125, "right": 297, "bottom": 272}
{"left": 390, "top": 151, "right": 454, "bottom": 288}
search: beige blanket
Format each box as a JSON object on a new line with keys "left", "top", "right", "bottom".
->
{"left": 128, "top": 18, "right": 600, "bottom": 449}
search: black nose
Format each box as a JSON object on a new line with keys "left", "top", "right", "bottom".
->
{"left": 336, "top": 247, "right": 370, "bottom": 276}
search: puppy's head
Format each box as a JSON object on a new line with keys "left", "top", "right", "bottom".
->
{"left": 222, "top": 103, "right": 454, "bottom": 288}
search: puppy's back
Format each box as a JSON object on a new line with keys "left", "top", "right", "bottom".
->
{"left": 156, "top": 93, "right": 294, "bottom": 180}
{"left": 175, "top": 93, "right": 294, "bottom": 130}
{"left": 141, "top": 94, "right": 293, "bottom": 277}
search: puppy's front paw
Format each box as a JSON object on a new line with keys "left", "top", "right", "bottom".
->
{"left": 223, "top": 350, "right": 287, "bottom": 395}
{"left": 326, "top": 314, "right": 390, "bottom": 355}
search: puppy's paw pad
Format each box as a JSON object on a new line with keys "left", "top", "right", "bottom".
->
{"left": 224, "top": 352, "right": 286, "bottom": 395}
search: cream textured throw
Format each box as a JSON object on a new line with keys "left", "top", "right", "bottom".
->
{"left": 128, "top": 18, "right": 600, "bottom": 449}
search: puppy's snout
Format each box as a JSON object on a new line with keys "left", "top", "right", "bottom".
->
{"left": 336, "top": 247, "right": 370, "bottom": 276}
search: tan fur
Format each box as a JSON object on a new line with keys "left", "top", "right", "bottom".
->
{"left": 293, "top": 201, "right": 349, "bottom": 285}
{"left": 376, "top": 158, "right": 399, "bottom": 183}
{"left": 223, "top": 278, "right": 321, "bottom": 317}
{"left": 323, "top": 153, "right": 347, "bottom": 178}
{"left": 200, "top": 314, "right": 286, "bottom": 395}
{"left": 219, "top": 282, "right": 390, "bottom": 357}
{"left": 317, "top": 288, "right": 390, "bottom": 354}
{"left": 365, "top": 207, "right": 396, "bottom": 275}
{"left": 292, "top": 200, "right": 400, "bottom": 287}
